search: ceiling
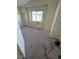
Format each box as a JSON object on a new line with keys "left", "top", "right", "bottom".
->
{"left": 17, "top": 0, "right": 31, "bottom": 7}
{"left": 17, "top": 0, "right": 49, "bottom": 7}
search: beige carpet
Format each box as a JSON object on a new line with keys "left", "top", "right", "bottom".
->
{"left": 21, "top": 27, "right": 60, "bottom": 59}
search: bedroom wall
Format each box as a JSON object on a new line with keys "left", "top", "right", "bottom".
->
{"left": 17, "top": 8, "right": 27, "bottom": 26}
{"left": 19, "top": 0, "right": 59, "bottom": 31}
{"left": 26, "top": 5, "right": 47, "bottom": 29}
{"left": 52, "top": 6, "right": 61, "bottom": 39}
{"left": 17, "top": 8, "right": 23, "bottom": 27}
{"left": 44, "top": 0, "right": 59, "bottom": 31}
{"left": 17, "top": 22, "right": 25, "bottom": 57}
{"left": 17, "top": 50, "right": 23, "bottom": 59}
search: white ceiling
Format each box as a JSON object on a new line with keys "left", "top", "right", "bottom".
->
{"left": 17, "top": 0, "right": 48, "bottom": 7}
{"left": 17, "top": 0, "right": 31, "bottom": 7}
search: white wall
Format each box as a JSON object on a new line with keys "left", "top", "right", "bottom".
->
{"left": 49, "top": 0, "right": 61, "bottom": 39}
{"left": 17, "top": 46, "right": 24, "bottom": 59}
{"left": 17, "top": 50, "right": 23, "bottom": 59}
{"left": 44, "top": 0, "right": 59, "bottom": 31}
{"left": 18, "top": 8, "right": 27, "bottom": 26}
{"left": 17, "top": 13, "right": 23, "bottom": 27}
{"left": 18, "top": 0, "right": 59, "bottom": 31}
{"left": 26, "top": 5, "right": 47, "bottom": 29}
{"left": 17, "top": 22, "right": 25, "bottom": 57}
{"left": 52, "top": 8, "right": 61, "bottom": 39}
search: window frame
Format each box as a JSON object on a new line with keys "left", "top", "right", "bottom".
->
{"left": 30, "top": 11, "right": 43, "bottom": 22}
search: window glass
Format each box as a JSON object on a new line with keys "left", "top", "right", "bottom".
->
{"left": 31, "top": 11, "right": 43, "bottom": 22}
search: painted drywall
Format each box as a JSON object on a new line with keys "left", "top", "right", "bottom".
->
{"left": 26, "top": 0, "right": 59, "bottom": 31}
{"left": 26, "top": 5, "right": 47, "bottom": 29}
{"left": 50, "top": 0, "right": 61, "bottom": 37}
{"left": 17, "top": 13, "right": 23, "bottom": 27}
{"left": 17, "top": 22, "right": 25, "bottom": 57}
{"left": 17, "top": 50, "right": 23, "bottom": 59}
{"left": 18, "top": 8, "right": 27, "bottom": 26}
{"left": 18, "top": 0, "right": 59, "bottom": 31}
{"left": 52, "top": 7, "right": 61, "bottom": 39}
{"left": 44, "top": 0, "right": 59, "bottom": 31}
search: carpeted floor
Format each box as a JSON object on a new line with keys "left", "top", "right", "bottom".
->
{"left": 21, "top": 27, "right": 60, "bottom": 59}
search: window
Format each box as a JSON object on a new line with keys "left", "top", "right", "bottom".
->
{"left": 31, "top": 11, "right": 43, "bottom": 22}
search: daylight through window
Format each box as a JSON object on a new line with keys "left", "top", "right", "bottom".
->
{"left": 31, "top": 11, "right": 43, "bottom": 22}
